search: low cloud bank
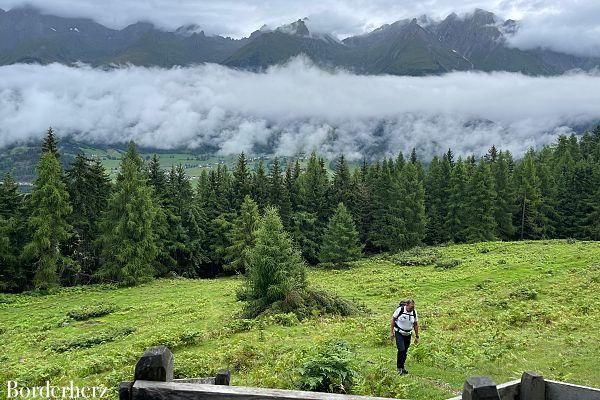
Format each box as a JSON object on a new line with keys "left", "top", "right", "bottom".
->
{"left": 1, "top": 58, "right": 598, "bottom": 159}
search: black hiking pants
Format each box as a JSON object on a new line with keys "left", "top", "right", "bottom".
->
{"left": 395, "top": 331, "right": 411, "bottom": 370}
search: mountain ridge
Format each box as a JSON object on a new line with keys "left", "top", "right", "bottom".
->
{"left": 0, "top": 6, "right": 598, "bottom": 75}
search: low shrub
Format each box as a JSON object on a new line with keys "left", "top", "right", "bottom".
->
{"left": 44, "top": 326, "right": 135, "bottom": 352}
{"left": 0, "top": 294, "right": 16, "bottom": 304}
{"left": 66, "top": 304, "right": 118, "bottom": 321}
{"left": 434, "top": 259, "right": 462, "bottom": 270}
{"left": 227, "top": 318, "right": 255, "bottom": 333}
{"left": 297, "top": 340, "right": 357, "bottom": 394}
{"left": 222, "top": 343, "right": 260, "bottom": 372}
{"left": 262, "top": 312, "right": 300, "bottom": 327}
{"left": 394, "top": 247, "right": 441, "bottom": 266}
{"left": 354, "top": 364, "right": 408, "bottom": 398}
{"left": 509, "top": 287, "right": 538, "bottom": 301}
{"left": 269, "top": 289, "right": 364, "bottom": 320}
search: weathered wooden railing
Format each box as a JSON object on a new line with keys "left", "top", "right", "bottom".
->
{"left": 120, "top": 347, "right": 600, "bottom": 400}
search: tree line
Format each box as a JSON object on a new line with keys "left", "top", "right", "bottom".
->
{"left": 1, "top": 127, "right": 599, "bottom": 292}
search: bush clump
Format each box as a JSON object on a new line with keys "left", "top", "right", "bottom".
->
{"left": 269, "top": 289, "right": 363, "bottom": 320}
{"left": 297, "top": 340, "right": 357, "bottom": 394}
{"left": 66, "top": 303, "right": 118, "bottom": 321}
{"left": 355, "top": 364, "right": 408, "bottom": 398}
{"left": 434, "top": 259, "right": 462, "bottom": 270}
{"left": 394, "top": 247, "right": 441, "bottom": 266}
{"left": 45, "top": 326, "right": 135, "bottom": 352}
{"left": 509, "top": 287, "right": 538, "bottom": 300}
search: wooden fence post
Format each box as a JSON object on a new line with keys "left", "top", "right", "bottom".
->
{"left": 462, "top": 376, "right": 501, "bottom": 400}
{"left": 134, "top": 346, "right": 174, "bottom": 382}
{"left": 215, "top": 370, "right": 231, "bottom": 385}
{"left": 520, "top": 371, "right": 545, "bottom": 400}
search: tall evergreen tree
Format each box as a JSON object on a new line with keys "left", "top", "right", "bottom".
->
{"left": 491, "top": 151, "right": 516, "bottom": 240}
{"left": 514, "top": 150, "right": 544, "bottom": 239}
{"left": 331, "top": 155, "right": 354, "bottom": 209}
{"left": 424, "top": 156, "right": 445, "bottom": 244}
{"left": 438, "top": 150, "right": 454, "bottom": 241}
{"left": 252, "top": 161, "right": 269, "bottom": 211}
{"left": 147, "top": 154, "right": 167, "bottom": 198}
{"left": 586, "top": 163, "right": 600, "bottom": 240}
{"left": 42, "top": 127, "right": 60, "bottom": 159}
{"left": 164, "top": 165, "right": 207, "bottom": 276}
{"left": 268, "top": 157, "right": 289, "bottom": 221}
{"left": 319, "top": 203, "right": 362, "bottom": 266}
{"left": 24, "top": 152, "right": 72, "bottom": 290}
{"left": 97, "top": 142, "right": 159, "bottom": 285}
{"left": 225, "top": 195, "right": 260, "bottom": 274}
{"left": 63, "top": 154, "right": 111, "bottom": 283}
{"left": 445, "top": 158, "right": 469, "bottom": 242}
{"left": 0, "top": 173, "right": 27, "bottom": 291}
{"left": 299, "top": 152, "right": 330, "bottom": 221}
{"left": 368, "top": 160, "right": 404, "bottom": 251}
{"left": 242, "top": 206, "right": 307, "bottom": 317}
{"left": 0, "top": 172, "right": 21, "bottom": 218}
{"left": 464, "top": 159, "right": 497, "bottom": 242}
{"left": 232, "top": 152, "right": 251, "bottom": 208}
{"left": 295, "top": 152, "right": 330, "bottom": 262}
{"left": 397, "top": 162, "right": 427, "bottom": 249}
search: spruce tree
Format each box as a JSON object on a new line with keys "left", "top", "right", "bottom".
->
{"left": 368, "top": 159, "right": 404, "bottom": 251}
{"left": 398, "top": 162, "right": 426, "bottom": 249}
{"left": 514, "top": 150, "right": 544, "bottom": 239}
{"left": 445, "top": 158, "right": 469, "bottom": 242}
{"left": 64, "top": 154, "right": 111, "bottom": 283}
{"left": 233, "top": 152, "right": 251, "bottom": 208}
{"left": 438, "top": 150, "right": 454, "bottom": 241}
{"left": 243, "top": 206, "right": 307, "bottom": 317}
{"left": 0, "top": 216, "right": 19, "bottom": 292}
{"left": 586, "top": 163, "right": 600, "bottom": 240}
{"left": 24, "top": 152, "right": 72, "bottom": 290}
{"left": 268, "top": 157, "right": 289, "bottom": 223}
{"left": 225, "top": 195, "right": 260, "bottom": 274}
{"left": 197, "top": 167, "right": 233, "bottom": 276}
{"left": 42, "top": 127, "right": 59, "bottom": 159}
{"left": 0, "top": 173, "right": 27, "bottom": 291}
{"left": 97, "top": 142, "right": 159, "bottom": 285}
{"left": 0, "top": 172, "right": 21, "bottom": 218}
{"left": 147, "top": 154, "right": 167, "bottom": 197}
{"left": 464, "top": 159, "right": 497, "bottom": 242}
{"left": 491, "top": 151, "right": 516, "bottom": 240}
{"left": 319, "top": 203, "right": 362, "bottom": 266}
{"left": 296, "top": 152, "right": 330, "bottom": 261}
{"left": 424, "top": 156, "right": 444, "bottom": 244}
{"left": 252, "top": 161, "right": 269, "bottom": 211}
{"left": 165, "top": 165, "right": 207, "bottom": 276}
{"left": 331, "top": 155, "right": 354, "bottom": 209}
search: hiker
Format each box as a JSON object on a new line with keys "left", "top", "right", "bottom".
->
{"left": 390, "top": 299, "right": 419, "bottom": 375}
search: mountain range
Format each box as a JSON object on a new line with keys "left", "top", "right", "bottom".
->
{"left": 1, "top": 6, "right": 598, "bottom": 75}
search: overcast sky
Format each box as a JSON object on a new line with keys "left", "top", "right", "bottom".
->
{"left": 1, "top": 0, "right": 600, "bottom": 56}
{"left": 1, "top": 58, "right": 598, "bottom": 159}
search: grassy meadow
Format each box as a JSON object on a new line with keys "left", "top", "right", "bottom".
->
{"left": 1, "top": 240, "right": 599, "bottom": 399}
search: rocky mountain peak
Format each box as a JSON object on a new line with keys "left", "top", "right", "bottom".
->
{"left": 276, "top": 19, "right": 310, "bottom": 36}
{"left": 175, "top": 24, "right": 205, "bottom": 37}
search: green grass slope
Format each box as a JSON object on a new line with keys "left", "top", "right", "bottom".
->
{"left": 1, "top": 240, "right": 599, "bottom": 399}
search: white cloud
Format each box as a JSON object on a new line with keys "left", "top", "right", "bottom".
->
{"left": 503, "top": 0, "right": 600, "bottom": 57}
{"left": 0, "top": 58, "right": 598, "bottom": 159}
